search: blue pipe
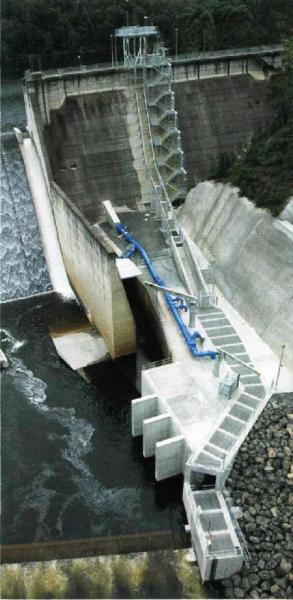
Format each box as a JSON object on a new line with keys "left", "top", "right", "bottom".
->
{"left": 116, "top": 223, "right": 217, "bottom": 360}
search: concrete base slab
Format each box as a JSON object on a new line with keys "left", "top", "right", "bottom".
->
{"left": 142, "top": 358, "right": 239, "bottom": 457}
{"left": 52, "top": 327, "right": 110, "bottom": 370}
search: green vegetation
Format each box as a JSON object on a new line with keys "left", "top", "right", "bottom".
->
{"left": 2, "top": 0, "right": 293, "bottom": 74}
{"left": 212, "top": 38, "right": 293, "bottom": 215}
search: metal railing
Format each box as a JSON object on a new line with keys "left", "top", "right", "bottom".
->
{"left": 25, "top": 60, "right": 127, "bottom": 80}
{"left": 142, "top": 357, "right": 172, "bottom": 370}
{"left": 186, "top": 484, "right": 243, "bottom": 559}
{"left": 183, "top": 235, "right": 210, "bottom": 294}
{"left": 134, "top": 88, "right": 174, "bottom": 241}
{"left": 217, "top": 348, "right": 260, "bottom": 375}
{"left": 170, "top": 44, "right": 283, "bottom": 64}
{"left": 224, "top": 493, "right": 251, "bottom": 562}
{"left": 25, "top": 43, "right": 283, "bottom": 81}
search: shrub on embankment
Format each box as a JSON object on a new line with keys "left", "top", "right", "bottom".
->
{"left": 212, "top": 38, "right": 293, "bottom": 216}
{"left": 212, "top": 125, "right": 293, "bottom": 217}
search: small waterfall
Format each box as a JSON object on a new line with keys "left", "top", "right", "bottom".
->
{"left": 0, "top": 549, "right": 208, "bottom": 599}
{"left": 1, "top": 134, "right": 51, "bottom": 302}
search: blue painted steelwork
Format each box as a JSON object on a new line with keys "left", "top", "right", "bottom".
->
{"left": 116, "top": 223, "right": 217, "bottom": 359}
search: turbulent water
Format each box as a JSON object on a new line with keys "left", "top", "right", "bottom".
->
{"left": 1, "top": 80, "right": 51, "bottom": 301}
{"left": 1, "top": 295, "right": 186, "bottom": 545}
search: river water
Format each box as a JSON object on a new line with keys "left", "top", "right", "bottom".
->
{"left": 1, "top": 81, "right": 187, "bottom": 549}
{"left": 1, "top": 294, "right": 187, "bottom": 546}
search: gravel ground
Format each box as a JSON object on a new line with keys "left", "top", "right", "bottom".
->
{"left": 221, "top": 393, "right": 293, "bottom": 600}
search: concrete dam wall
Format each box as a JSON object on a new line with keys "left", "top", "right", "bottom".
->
{"left": 24, "top": 74, "right": 136, "bottom": 358}
{"left": 174, "top": 75, "right": 273, "bottom": 185}
{"left": 23, "top": 62, "right": 278, "bottom": 362}
{"left": 179, "top": 181, "right": 293, "bottom": 371}
{"left": 45, "top": 90, "right": 141, "bottom": 223}
{"left": 51, "top": 182, "right": 136, "bottom": 358}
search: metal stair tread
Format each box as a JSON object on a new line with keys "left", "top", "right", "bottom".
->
{"left": 205, "top": 443, "right": 227, "bottom": 460}
{"left": 197, "top": 450, "right": 223, "bottom": 464}
{"left": 225, "top": 413, "right": 247, "bottom": 425}
{"left": 206, "top": 441, "right": 228, "bottom": 454}
{"left": 237, "top": 394, "right": 261, "bottom": 409}
{"left": 234, "top": 400, "right": 254, "bottom": 412}
{"left": 217, "top": 427, "right": 236, "bottom": 439}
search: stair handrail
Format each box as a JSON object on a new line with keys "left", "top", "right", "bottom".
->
{"left": 142, "top": 87, "right": 175, "bottom": 217}
{"left": 134, "top": 89, "right": 173, "bottom": 240}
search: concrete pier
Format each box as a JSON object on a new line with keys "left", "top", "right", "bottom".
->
{"left": 132, "top": 395, "right": 158, "bottom": 436}
{"left": 143, "top": 414, "right": 171, "bottom": 458}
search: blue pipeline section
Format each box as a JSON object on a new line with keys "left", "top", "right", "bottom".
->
{"left": 115, "top": 223, "right": 217, "bottom": 360}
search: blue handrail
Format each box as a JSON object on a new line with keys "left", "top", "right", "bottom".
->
{"left": 116, "top": 223, "right": 217, "bottom": 359}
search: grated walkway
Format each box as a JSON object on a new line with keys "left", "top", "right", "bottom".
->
{"left": 188, "top": 308, "right": 268, "bottom": 477}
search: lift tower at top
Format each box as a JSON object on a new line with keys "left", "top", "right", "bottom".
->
{"left": 115, "top": 25, "right": 186, "bottom": 206}
{"left": 115, "top": 25, "right": 159, "bottom": 67}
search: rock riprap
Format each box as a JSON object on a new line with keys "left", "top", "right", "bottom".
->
{"left": 221, "top": 393, "right": 293, "bottom": 599}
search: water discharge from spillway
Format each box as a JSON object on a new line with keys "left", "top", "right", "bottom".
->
{"left": 1, "top": 80, "right": 51, "bottom": 302}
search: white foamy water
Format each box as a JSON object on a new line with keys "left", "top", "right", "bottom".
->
{"left": 1, "top": 139, "right": 51, "bottom": 301}
{"left": 1, "top": 78, "right": 51, "bottom": 302}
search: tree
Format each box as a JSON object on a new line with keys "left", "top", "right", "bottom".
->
{"left": 220, "top": 4, "right": 254, "bottom": 48}
{"left": 198, "top": 9, "right": 216, "bottom": 51}
{"left": 268, "top": 37, "right": 293, "bottom": 128}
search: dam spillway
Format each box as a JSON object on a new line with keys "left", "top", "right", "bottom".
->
{"left": 18, "top": 29, "right": 292, "bottom": 583}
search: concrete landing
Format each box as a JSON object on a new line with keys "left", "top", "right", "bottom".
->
{"left": 52, "top": 328, "right": 110, "bottom": 370}
{"left": 101, "top": 211, "right": 169, "bottom": 261}
{"left": 142, "top": 357, "right": 242, "bottom": 458}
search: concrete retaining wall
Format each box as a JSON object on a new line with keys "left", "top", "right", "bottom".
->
{"left": 50, "top": 182, "right": 135, "bottom": 358}
{"left": 179, "top": 182, "right": 293, "bottom": 371}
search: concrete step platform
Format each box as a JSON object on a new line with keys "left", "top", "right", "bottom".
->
{"left": 242, "top": 383, "right": 266, "bottom": 398}
{"left": 237, "top": 393, "right": 261, "bottom": 409}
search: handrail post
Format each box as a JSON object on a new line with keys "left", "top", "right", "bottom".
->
{"left": 275, "top": 344, "right": 285, "bottom": 389}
